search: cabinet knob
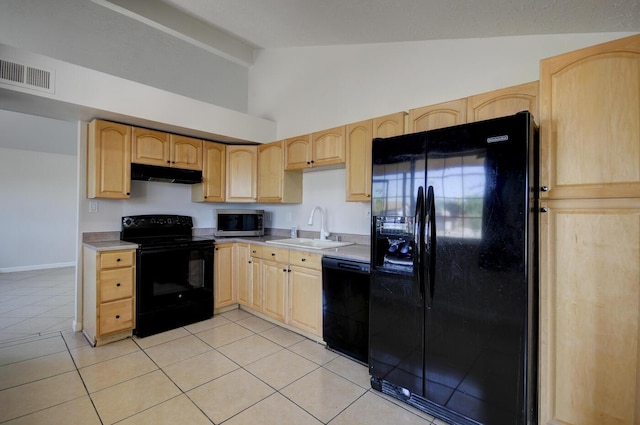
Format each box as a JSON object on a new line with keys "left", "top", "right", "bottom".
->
{"left": 116, "top": 258, "right": 121, "bottom": 262}
{"left": 540, "top": 207, "right": 549, "bottom": 213}
{"left": 301, "top": 258, "right": 306, "bottom": 262}
{"left": 541, "top": 186, "right": 549, "bottom": 192}
{"left": 271, "top": 253, "right": 276, "bottom": 256}
{"left": 115, "top": 315, "right": 120, "bottom": 319}
{"left": 116, "top": 283, "right": 121, "bottom": 287}
{"left": 166, "top": 160, "right": 171, "bottom": 164}
{"left": 126, "top": 192, "right": 130, "bottom": 195}
{"left": 282, "top": 268, "right": 287, "bottom": 272}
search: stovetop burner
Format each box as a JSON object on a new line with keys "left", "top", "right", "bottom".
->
{"left": 120, "top": 214, "right": 214, "bottom": 248}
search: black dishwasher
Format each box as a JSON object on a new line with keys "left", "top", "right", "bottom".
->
{"left": 322, "top": 256, "right": 370, "bottom": 364}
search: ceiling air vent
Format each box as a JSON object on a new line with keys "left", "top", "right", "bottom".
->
{"left": 0, "top": 59, "right": 54, "bottom": 93}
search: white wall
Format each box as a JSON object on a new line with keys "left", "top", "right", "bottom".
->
{"left": 0, "top": 147, "right": 77, "bottom": 271}
{"left": 249, "top": 33, "right": 636, "bottom": 138}
{"left": 0, "top": 0, "right": 249, "bottom": 112}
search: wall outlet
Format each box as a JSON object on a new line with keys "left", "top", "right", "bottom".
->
{"left": 89, "top": 200, "right": 99, "bottom": 213}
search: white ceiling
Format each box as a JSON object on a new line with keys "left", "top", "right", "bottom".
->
{"left": 159, "top": 0, "right": 639, "bottom": 49}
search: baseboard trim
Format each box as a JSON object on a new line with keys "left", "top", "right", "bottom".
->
{"left": 0, "top": 262, "right": 76, "bottom": 273}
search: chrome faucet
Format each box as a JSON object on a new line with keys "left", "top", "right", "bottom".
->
{"left": 308, "top": 206, "right": 330, "bottom": 240}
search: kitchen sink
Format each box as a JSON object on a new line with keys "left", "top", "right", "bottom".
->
{"left": 266, "top": 238, "right": 354, "bottom": 250}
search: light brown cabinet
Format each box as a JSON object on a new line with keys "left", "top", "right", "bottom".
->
{"left": 257, "top": 141, "right": 302, "bottom": 203}
{"left": 245, "top": 245, "right": 322, "bottom": 338}
{"left": 467, "top": 81, "right": 539, "bottom": 123}
{"left": 408, "top": 98, "right": 467, "bottom": 132}
{"left": 285, "top": 126, "right": 346, "bottom": 170}
{"left": 538, "top": 34, "right": 640, "bottom": 425}
{"left": 131, "top": 127, "right": 203, "bottom": 170}
{"left": 226, "top": 145, "right": 257, "bottom": 202}
{"left": 82, "top": 248, "right": 136, "bottom": 346}
{"left": 87, "top": 120, "right": 131, "bottom": 199}
{"left": 234, "top": 243, "right": 251, "bottom": 307}
{"left": 287, "top": 250, "right": 322, "bottom": 336}
{"left": 214, "top": 243, "right": 235, "bottom": 309}
{"left": 192, "top": 141, "right": 226, "bottom": 203}
{"left": 540, "top": 37, "right": 640, "bottom": 200}
{"left": 255, "top": 246, "right": 290, "bottom": 322}
{"left": 346, "top": 112, "right": 406, "bottom": 201}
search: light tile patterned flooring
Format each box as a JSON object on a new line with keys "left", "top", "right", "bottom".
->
{"left": 0, "top": 267, "right": 448, "bottom": 424}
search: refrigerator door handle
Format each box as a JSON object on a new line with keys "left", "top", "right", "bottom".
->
{"left": 425, "top": 185, "right": 436, "bottom": 308}
{"left": 414, "top": 186, "right": 425, "bottom": 300}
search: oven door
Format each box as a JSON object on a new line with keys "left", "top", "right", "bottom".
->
{"left": 135, "top": 243, "right": 213, "bottom": 337}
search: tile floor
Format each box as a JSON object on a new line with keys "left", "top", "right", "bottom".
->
{"left": 0, "top": 267, "right": 447, "bottom": 424}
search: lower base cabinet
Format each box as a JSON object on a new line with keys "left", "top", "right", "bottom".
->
{"left": 539, "top": 198, "right": 640, "bottom": 425}
{"left": 212, "top": 242, "right": 324, "bottom": 339}
{"left": 83, "top": 247, "right": 136, "bottom": 346}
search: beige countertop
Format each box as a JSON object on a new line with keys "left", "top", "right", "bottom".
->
{"left": 83, "top": 235, "right": 371, "bottom": 263}
{"left": 213, "top": 235, "right": 370, "bottom": 263}
{"left": 83, "top": 240, "right": 139, "bottom": 251}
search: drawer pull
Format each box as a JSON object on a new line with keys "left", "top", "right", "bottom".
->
{"left": 116, "top": 258, "right": 121, "bottom": 262}
{"left": 115, "top": 315, "right": 120, "bottom": 319}
{"left": 301, "top": 258, "right": 306, "bottom": 262}
{"left": 116, "top": 283, "right": 121, "bottom": 287}
{"left": 271, "top": 253, "right": 276, "bottom": 256}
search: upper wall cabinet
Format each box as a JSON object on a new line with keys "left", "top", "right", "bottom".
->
{"left": 131, "top": 127, "right": 203, "bottom": 170}
{"left": 540, "top": 35, "right": 640, "bottom": 200}
{"left": 257, "top": 141, "right": 302, "bottom": 203}
{"left": 285, "top": 126, "right": 346, "bottom": 170}
{"left": 467, "top": 81, "right": 539, "bottom": 123}
{"left": 226, "top": 145, "right": 257, "bottom": 202}
{"left": 408, "top": 99, "right": 467, "bottom": 132}
{"left": 346, "top": 112, "right": 407, "bottom": 202}
{"left": 87, "top": 119, "right": 131, "bottom": 199}
{"left": 192, "top": 141, "right": 226, "bottom": 203}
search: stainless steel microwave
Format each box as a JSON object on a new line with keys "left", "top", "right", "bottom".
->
{"left": 215, "top": 209, "right": 265, "bottom": 237}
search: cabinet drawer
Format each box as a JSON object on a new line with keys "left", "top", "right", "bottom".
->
{"left": 261, "top": 246, "right": 290, "bottom": 263}
{"left": 289, "top": 250, "right": 322, "bottom": 270}
{"left": 99, "top": 298, "right": 134, "bottom": 335}
{"left": 100, "top": 250, "right": 135, "bottom": 269}
{"left": 249, "top": 244, "right": 263, "bottom": 258}
{"left": 99, "top": 267, "right": 135, "bottom": 302}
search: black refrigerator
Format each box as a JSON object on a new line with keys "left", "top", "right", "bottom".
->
{"left": 369, "top": 112, "right": 538, "bottom": 425}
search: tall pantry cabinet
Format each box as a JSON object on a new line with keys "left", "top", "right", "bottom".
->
{"left": 538, "top": 34, "right": 640, "bottom": 425}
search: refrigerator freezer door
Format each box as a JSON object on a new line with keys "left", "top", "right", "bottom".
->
{"left": 369, "top": 132, "right": 427, "bottom": 398}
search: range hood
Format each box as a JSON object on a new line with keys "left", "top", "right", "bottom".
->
{"left": 131, "top": 163, "right": 202, "bottom": 184}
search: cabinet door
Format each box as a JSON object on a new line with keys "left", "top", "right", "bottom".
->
{"left": 251, "top": 258, "right": 262, "bottom": 311}
{"left": 288, "top": 265, "right": 322, "bottom": 337}
{"left": 257, "top": 141, "right": 284, "bottom": 202}
{"left": 226, "top": 145, "right": 257, "bottom": 202}
{"left": 408, "top": 98, "right": 467, "bottom": 133}
{"left": 285, "top": 135, "right": 312, "bottom": 170}
{"left": 99, "top": 298, "right": 134, "bottom": 336}
{"left": 373, "top": 111, "right": 407, "bottom": 137}
{"left": 540, "top": 34, "right": 640, "bottom": 200}
{"left": 131, "top": 127, "right": 170, "bottom": 166}
{"left": 539, "top": 198, "right": 640, "bottom": 425}
{"left": 467, "top": 81, "right": 539, "bottom": 123}
{"left": 214, "top": 244, "right": 235, "bottom": 308}
{"left": 312, "top": 126, "right": 346, "bottom": 167}
{"left": 262, "top": 260, "right": 287, "bottom": 322}
{"left": 193, "top": 141, "right": 226, "bottom": 202}
{"left": 346, "top": 120, "right": 373, "bottom": 201}
{"left": 170, "top": 135, "right": 202, "bottom": 170}
{"left": 234, "top": 243, "right": 250, "bottom": 307}
{"left": 87, "top": 120, "right": 131, "bottom": 199}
